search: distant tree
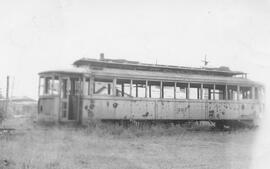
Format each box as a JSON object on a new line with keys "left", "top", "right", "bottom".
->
{"left": 0, "top": 88, "right": 5, "bottom": 125}
{"left": 0, "top": 107, "right": 4, "bottom": 125}
{"left": 0, "top": 88, "right": 3, "bottom": 99}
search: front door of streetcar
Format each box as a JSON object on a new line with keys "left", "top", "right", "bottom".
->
{"left": 60, "top": 77, "right": 80, "bottom": 121}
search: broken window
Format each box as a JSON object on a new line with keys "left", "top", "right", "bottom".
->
{"left": 163, "top": 82, "right": 175, "bottom": 99}
{"left": 203, "top": 84, "right": 215, "bottom": 100}
{"left": 227, "top": 85, "right": 237, "bottom": 100}
{"left": 147, "top": 81, "right": 160, "bottom": 98}
{"left": 116, "top": 79, "right": 131, "bottom": 97}
{"left": 132, "top": 80, "right": 146, "bottom": 98}
{"left": 239, "top": 86, "right": 252, "bottom": 100}
{"left": 215, "top": 85, "right": 225, "bottom": 100}
{"left": 176, "top": 83, "right": 188, "bottom": 99}
{"left": 189, "top": 83, "right": 202, "bottom": 100}
{"left": 94, "top": 78, "right": 113, "bottom": 95}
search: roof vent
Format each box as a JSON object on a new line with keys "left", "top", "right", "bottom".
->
{"left": 218, "top": 66, "right": 230, "bottom": 71}
{"left": 100, "top": 53, "right": 105, "bottom": 60}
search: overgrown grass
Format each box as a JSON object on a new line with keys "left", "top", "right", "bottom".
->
{"left": 0, "top": 117, "right": 257, "bottom": 169}
{"left": 34, "top": 119, "right": 254, "bottom": 139}
{"left": 84, "top": 121, "right": 214, "bottom": 138}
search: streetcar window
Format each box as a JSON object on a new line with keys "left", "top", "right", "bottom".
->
{"left": 190, "top": 83, "right": 202, "bottom": 100}
{"left": 83, "top": 78, "right": 90, "bottom": 95}
{"left": 61, "top": 79, "right": 68, "bottom": 99}
{"left": 163, "top": 82, "right": 175, "bottom": 99}
{"left": 227, "top": 85, "right": 237, "bottom": 100}
{"left": 215, "top": 85, "right": 225, "bottom": 100}
{"left": 255, "top": 87, "right": 263, "bottom": 100}
{"left": 176, "top": 83, "right": 188, "bottom": 99}
{"left": 239, "top": 86, "right": 252, "bottom": 100}
{"left": 254, "top": 87, "right": 258, "bottom": 99}
{"left": 147, "top": 81, "right": 160, "bottom": 98}
{"left": 260, "top": 87, "right": 265, "bottom": 100}
{"left": 39, "top": 77, "right": 45, "bottom": 96}
{"left": 132, "top": 80, "right": 146, "bottom": 98}
{"left": 203, "top": 84, "right": 214, "bottom": 100}
{"left": 44, "top": 77, "right": 53, "bottom": 95}
{"left": 70, "top": 78, "right": 81, "bottom": 95}
{"left": 52, "top": 76, "right": 59, "bottom": 95}
{"left": 116, "top": 79, "right": 131, "bottom": 97}
{"left": 94, "top": 78, "right": 113, "bottom": 95}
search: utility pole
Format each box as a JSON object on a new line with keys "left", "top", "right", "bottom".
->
{"left": 5, "top": 76, "right": 9, "bottom": 115}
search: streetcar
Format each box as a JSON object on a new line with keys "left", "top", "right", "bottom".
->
{"left": 38, "top": 54, "right": 264, "bottom": 127}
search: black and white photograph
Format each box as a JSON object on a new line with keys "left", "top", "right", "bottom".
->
{"left": 0, "top": 0, "right": 269, "bottom": 169}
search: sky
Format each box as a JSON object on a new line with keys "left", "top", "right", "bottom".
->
{"left": 0, "top": 0, "right": 270, "bottom": 99}
{"left": 0, "top": 0, "right": 270, "bottom": 168}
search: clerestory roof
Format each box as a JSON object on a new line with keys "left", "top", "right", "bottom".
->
{"left": 73, "top": 57, "right": 245, "bottom": 77}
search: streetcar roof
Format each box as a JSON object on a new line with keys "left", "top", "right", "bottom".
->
{"left": 39, "top": 67, "right": 87, "bottom": 75}
{"left": 73, "top": 57, "right": 245, "bottom": 77}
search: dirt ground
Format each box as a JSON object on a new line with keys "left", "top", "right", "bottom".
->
{"left": 0, "top": 117, "right": 258, "bottom": 169}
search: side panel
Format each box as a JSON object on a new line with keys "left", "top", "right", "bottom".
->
{"left": 207, "top": 101, "right": 241, "bottom": 120}
{"left": 38, "top": 96, "right": 59, "bottom": 121}
{"left": 239, "top": 102, "right": 260, "bottom": 120}
{"left": 131, "top": 100, "right": 154, "bottom": 119}
{"left": 82, "top": 98, "right": 131, "bottom": 120}
{"left": 112, "top": 100, "right": 132, "bottom": 119}
{"left": 175, "top": 101, "right": 189, "bottom": 119}
{"left": 81, "top": 97, "right": 262, "bottom": 122}
{"left": 88, "top": 99, "right": 113, "bottom": 119}
{"left": 189, "top": 101, "right": 205, "bottom": 120}
{"left": 154, "top": 100, "right": 205, "bottom": 120}
{"left": 82, "top": 98, "right": 156, "bottom": 120}
{"left": 156, "top": 100, "right": 175, "bottom": 119}
{"left": 206, "top": 101, "right": 261, "bottom": 120}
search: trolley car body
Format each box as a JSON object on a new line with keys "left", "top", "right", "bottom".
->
{"left": 38, "top": 56, "right": 264, "bottom": 125}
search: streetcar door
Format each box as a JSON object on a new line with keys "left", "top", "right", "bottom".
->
{"left": 68, "top": 78, "right": 80, "bottom": 121}
{"left": 60, "top": 77, "right": 69, "bottom": 121}
{"left": 60, "top": 77, "right": 80, "bottom": 121}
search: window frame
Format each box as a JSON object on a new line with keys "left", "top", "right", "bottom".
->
{"left": 82, "top": 75, "right": 259, "bottom": 102}
{"left": 93, "top": 77, "right": 114, "bottom": 96}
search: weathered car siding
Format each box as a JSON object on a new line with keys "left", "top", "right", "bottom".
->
{"left": 38, "top": 96, "right": 59, "bottom": 121}
{"left": 81, "top": 96, "right": 262, "bottom": 124}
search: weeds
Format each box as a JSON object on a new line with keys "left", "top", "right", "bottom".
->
{"left": 84, "top": 121, "right": 212, "bottom": 138}
{"left": 0, "top": 117, "right": 256, "bottom": 169}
